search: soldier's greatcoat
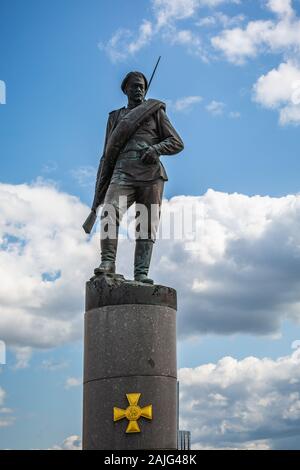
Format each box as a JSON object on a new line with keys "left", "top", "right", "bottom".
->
{"left": 91, "top": 99, "right": 184, "bottom": 210}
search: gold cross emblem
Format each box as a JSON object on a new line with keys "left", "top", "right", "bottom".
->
{"left": 113, "top": 393, "right": 152, "bottom": 433}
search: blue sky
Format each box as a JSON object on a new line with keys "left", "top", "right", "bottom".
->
{"left": 1, "top": 0, "right": 300, "bottom": 450}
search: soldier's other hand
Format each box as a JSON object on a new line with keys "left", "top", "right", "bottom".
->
{"left": 141, "top": 147, "right": 159, "bottom": 164}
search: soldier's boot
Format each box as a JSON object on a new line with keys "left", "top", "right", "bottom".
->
{"left": 134, "top": 239, "right": 154, "bottom": 284}
{"left": 94, "top": 237, "right": 118, "bottom": 275}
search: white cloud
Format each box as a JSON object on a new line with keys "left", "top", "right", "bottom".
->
{"left": 171, "top": 95, "right": 203, "bottom": 112}
{"left": 266, "top": 0, "right": 294, "bottom": 18}
{"left": 153, "top": 0, "right": 200, "bottom": 28}
{"left": 211, "top": 1, "right": 300, "bottom": 64}
{"left": 253, "top": 61, "right": 299, "bottom": 107}
{"left": 229, "top": 111, "right": 241, "bottom": 118}
{"left": 156, "top": 5, "right": 240, "bottom": 59}
{"left": 98, "top": 29, "right": 132, "bottom": 63}
{"left": 168, "top": 28, "right": 198, "bottom": 45}
{"left": 253, "top": 61, "right": 300, "bottom": 125}
{"left": 99, "top": 0, "right": 240, "bottom": 62}
{"left": 13, "top": 346, "right": 32, "bottom": 369}
{"left": 41, "top": 359, "right": 68, "bottom": 371}
{"left": 42, "top": 161, "right": 58, "bottom": 174}
{"left": 279, "top": 103, "right": 300, "bottom": 124}
{"left": 152, "top": 0, "right": 240, "bottom": 28}
{"left": 291, "top": 340, "right": 300, "bottom": 350}
{"left": 97, "top": 0, "right": 300, "bottom": 127}
{"left": 71, "top": 165, "right": 96, "bottom": 188}
{"left": 197, "top": 16, "right": 217, "bottom": 27}
{"left": 0, "top": 387, "right": 5, "bottom": 406}
{"left": 209, "top": 2, "right": 300, "bottom": 125}
{"left": 179, "top": 348, "right": 300, "bottom": 449}
{"left": 50, "top": 435, "right": 82, "bottom": 450}
{"left": 0, "top": 387, "right": 15, "bottom": 428}
{"left": 98, "top": 20, "right": 153, "bottom": 63}
{"left": 0, "top": 340, "right": 5, "bottom": 365}
{"left": 206, "top": 100, "right": 225, "bottom": 115}
{"left": 0, "top": 417, "right": 15, "bottom": 428}
{"left": 64, "top": 377, "right": 82, "bottom": 389}
{"left": 152, "top": 189, "right": 300, "bottom": 338}
{"left": 3, "top": 182, "right": 300, "bottom": 351}
{"left": 0, "top": 180, "right": 96, "bottom": 352}
{"left": 211, "top": 19, "right": 274, "bottom": 64}
{"left": 128, "top": 20, "right": 153, "bottom": 55}
{"left": 0, "top": 408, "right": 13, "bottom": 414}
{"left": 197, "top": 12, "right": 245, "bottom": 28}
{"left": 163, "top": 26, "right": 209, "bottom": 61}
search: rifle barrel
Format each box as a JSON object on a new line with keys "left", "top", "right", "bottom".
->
{"left": 145, "top": 56, "right": 161, "bottom": 96}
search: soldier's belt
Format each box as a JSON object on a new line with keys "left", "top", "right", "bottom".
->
{"left": 118, "top": 150, "right": 143, "bottom": 159}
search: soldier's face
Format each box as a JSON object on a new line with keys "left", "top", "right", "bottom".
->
{"left": 126, "top": 78, "right": 146, "bottom": 104}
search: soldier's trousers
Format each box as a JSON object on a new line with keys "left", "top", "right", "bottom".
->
{"left": 100, "top": 179, "right": 164, "bottom": 242}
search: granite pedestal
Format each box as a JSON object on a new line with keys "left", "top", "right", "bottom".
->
{"left": 82, "top": 274, "right": 177, "bottom": 450}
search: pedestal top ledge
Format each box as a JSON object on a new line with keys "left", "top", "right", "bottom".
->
{"left": 86, "top": 274, "right": 177, "bottom": 311}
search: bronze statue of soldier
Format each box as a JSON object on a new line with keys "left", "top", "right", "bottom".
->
{"left": 83, "top": 70, "right": 184, "bottom": 284}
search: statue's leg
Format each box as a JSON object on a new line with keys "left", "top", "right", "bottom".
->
{"left": 133, "top": 179, "right": 164, "bottom": 284}
{"left": 95, "top": 183, "right": 135, "bottom": 275}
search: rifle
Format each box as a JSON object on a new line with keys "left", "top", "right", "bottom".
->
{"left": 82, "top": 57, "right": 162, "bottom": 234}
{"left": 145, "top": 56, "right": 161, "bottom": 97}
{"left": 82, "top": 209, "right": 97, "bottom": 234}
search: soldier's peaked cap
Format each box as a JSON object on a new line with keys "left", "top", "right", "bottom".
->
{"left": 121, "top": 71, "right": 148, "bottom": 94}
